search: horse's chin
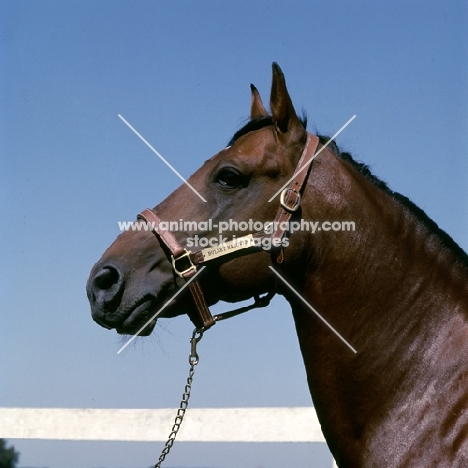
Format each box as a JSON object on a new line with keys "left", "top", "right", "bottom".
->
{"left": 115, "top": 297, "right": 158, "bottom": 336}
{"left": 114, "top": 292, "right": 187, "bottom": 336}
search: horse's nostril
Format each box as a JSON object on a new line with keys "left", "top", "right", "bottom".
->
{"left": 94, "top": 266, "right": 120, "bottom": 290}
{"left": 88, "top": 265, "right": 124, "bottom": 311}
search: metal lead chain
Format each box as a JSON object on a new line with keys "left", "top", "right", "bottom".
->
{"left": 154, "top": 328, "right": 204, "bottom": 468}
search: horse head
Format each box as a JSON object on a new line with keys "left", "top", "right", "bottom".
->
{"left": 87, "top": 63, "right": 326, "bottom": 335}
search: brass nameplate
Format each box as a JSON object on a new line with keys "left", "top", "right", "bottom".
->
{"left": 201, "top": 234, "right": 255, "bottom": 261}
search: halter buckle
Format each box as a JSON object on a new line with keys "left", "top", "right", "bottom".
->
{"left": 172, "top": 249, "right": 197, "bottom": 278}
{"left": 280, "top": 188, "right": 301, "bottom": 212}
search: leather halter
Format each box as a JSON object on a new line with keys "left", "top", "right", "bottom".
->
{"left": 137, "top": 133, "right": 320, "bottom": 330}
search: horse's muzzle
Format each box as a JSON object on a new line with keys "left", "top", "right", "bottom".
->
{"left": 86, "top": 263, "right": 125, "bottom": 329}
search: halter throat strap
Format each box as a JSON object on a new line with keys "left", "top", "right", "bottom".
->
{"left": 137, "top": 132, "right": 320, "bottom": 330}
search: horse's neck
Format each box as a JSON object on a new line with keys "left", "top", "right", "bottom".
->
{"left": 286, "top": 153, "right": 468, "bottom": 465}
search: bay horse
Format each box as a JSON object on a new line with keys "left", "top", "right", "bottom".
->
{"left": 87, "top": 63, "right": 468, "bottom": 467}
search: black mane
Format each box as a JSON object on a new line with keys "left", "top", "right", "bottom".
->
{"left": 228, "top": 116, "right": 274, "bottom": 146}
{"left": 228, "top": 114, "right": 308, "bottom": 146}
{"left": 228, "top": 119, "right": 468, "bottom": 265}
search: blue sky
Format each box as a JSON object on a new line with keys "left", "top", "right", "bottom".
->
{"left": 1, "top": 1, "right": 467, "bottom": 467}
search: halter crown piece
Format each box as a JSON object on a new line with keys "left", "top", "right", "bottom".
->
{"left": 137, "top": 133, "right": 320, "bottom": 330}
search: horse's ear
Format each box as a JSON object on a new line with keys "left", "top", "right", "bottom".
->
{"left": 250, "top": 84, "right": 269, "bottom": 119}
{"left": 270, "top": 62, "right": 304, "bottom": 141}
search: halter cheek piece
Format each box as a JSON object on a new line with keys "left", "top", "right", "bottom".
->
{"left": 137, "top": 133, "right": 320, "bottom": 330}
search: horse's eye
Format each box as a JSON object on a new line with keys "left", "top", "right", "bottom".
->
{"left": 216, "top": 168, "right": 243, "bottom": 189}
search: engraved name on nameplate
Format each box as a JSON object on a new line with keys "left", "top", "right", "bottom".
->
{"left": 201, "top": 234, "right": 255, "bottom": 261}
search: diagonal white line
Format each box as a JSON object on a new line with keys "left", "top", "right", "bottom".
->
{"left": 117, "top": 266, "right": 207, "bottom": 354}
{"left": 269, "top": 266, "right": 357, "bottom": 353}
{"left": 118, "top": 114, "right": 207, "bottom": 202}
{"left": 268, "top": 115, "right": 356, "bottom": 203}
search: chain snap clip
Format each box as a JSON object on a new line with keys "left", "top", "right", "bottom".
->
{"left": 189, "top": 328, "right": 204, "bottom": 365}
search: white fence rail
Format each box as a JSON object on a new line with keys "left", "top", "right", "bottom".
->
{"left": 0, "top": 407, "right": 337, "bottom": 466}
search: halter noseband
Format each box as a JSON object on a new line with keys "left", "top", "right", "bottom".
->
{"left": 137, "top": 133, "right": 320, "bottom": 330}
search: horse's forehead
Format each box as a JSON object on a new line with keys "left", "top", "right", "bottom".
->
{"left": 235, "top": 127, "right": 273, "bottom": 151}
{"left": 209, "top": 128, "right": 274, "bottom": 163}
{"left": 207, "top": 146, "right": 231, "bottom": 161}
